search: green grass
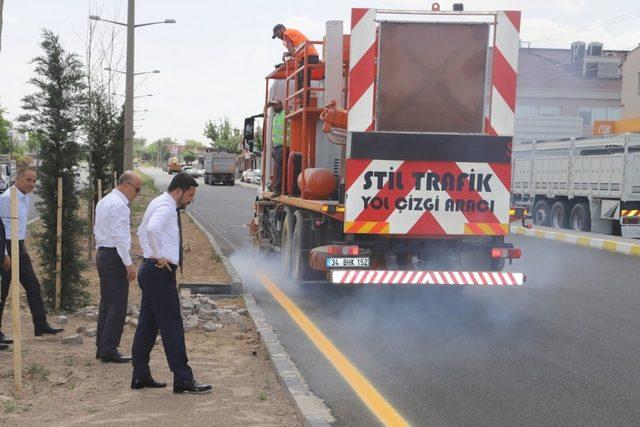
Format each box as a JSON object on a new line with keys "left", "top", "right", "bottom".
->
{"left": 63, "top": 355, "right": 76, "bottom": 367}
{"left": 3, "top": 400, "right": 17, "bottom": 414}
{"left": 258, "top": 391, "right": 268, "bottom": 401}
{"left": 25, "top": 363, "right": 49, "bottom": 381}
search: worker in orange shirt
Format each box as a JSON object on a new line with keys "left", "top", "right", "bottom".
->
{"left": 272, "top": 24, "right": 319, "bottom": 103}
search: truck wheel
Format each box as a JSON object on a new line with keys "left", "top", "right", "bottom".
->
{"left": 569, "top": 203, "right": 591, "bottom": 232}
{"left": 204, "top": 175, "right": 209, "bottom": 185}
{"left": 533, "top": 199, "right": 551, "bottom": 226}
{"left": 229, "top": 181, "right": 235, "bottom": 186}
{"left": 290, "top": 210, "right": 315, "bottom": 284}
{"left": 280, "top": 208, "right": 294, "bottom": 275}
{"left": 550, "top": 201, "right": 569, "bottom": 229}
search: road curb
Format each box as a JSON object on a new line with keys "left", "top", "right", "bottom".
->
{"left": 511, "top": 225, "right": 640, "bottom": 257}
{"left": 243, "top": 293, "right": 335, "bottom": 426}
{"left": 186, "top": 209, "right": 334, "bottom": 426}
{"left": 185, "top": 211, "right": 243, "bottom": 294}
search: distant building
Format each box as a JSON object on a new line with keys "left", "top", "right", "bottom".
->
{"left": 514, "top": 42, "right": 626, "bottom": 143}
{"left": 620, "top": 45, "right": 640, "bottom": 122}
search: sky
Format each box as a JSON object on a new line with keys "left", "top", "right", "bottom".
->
{"left": 1, "top": 0, "right": 639, "bottom": 145}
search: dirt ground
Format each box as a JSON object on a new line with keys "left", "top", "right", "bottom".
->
{"left": 0, "top": 176, "right": 299, "bottom": 426}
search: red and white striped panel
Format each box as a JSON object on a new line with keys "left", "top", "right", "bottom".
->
{"left": 486, "top": 11, "right": 521, "bottom": 136}
{"left": 331, "top": 270, "right": 525, "bottom": 286}
{"left": 348, "top": 8, "right": 377, "bottom": 132}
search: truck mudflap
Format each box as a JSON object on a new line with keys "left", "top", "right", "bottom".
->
{"left": 330, "top": 270, "right": 525, "bottom": 286}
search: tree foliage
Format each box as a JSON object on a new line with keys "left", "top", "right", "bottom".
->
{"left": 183, "top": 150, "right": 196, "bottom": 163}
{"left": 17, "top": 29, "right": 88, "bottom": 310}
{"left": 0, "top": 106, "right": 10, "bottom": 154}
{"left": 85, "top": 88, "right": 117, "bottom": 197}
{"left": 203, "top": 118, "right": 241, "bottom": 154}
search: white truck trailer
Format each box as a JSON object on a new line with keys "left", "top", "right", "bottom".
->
{"left": 511, "top": 133, "right": 640, "bottom": 238}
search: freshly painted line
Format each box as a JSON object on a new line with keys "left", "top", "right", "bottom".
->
{"left": 511, "top": 225, "right": 640, "bottom": 258}
{"left": 256, "top": 273, "right": 410, "bottom": 427}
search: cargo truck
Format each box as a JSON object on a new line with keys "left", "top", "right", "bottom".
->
{"left": 167, "top": 157, "right": 182, "bottom": 174}
{"left": 247, "top": 5, "right": 526, "bottom": 286}
{"left": 511, "top": 133, "right": 640, "bottom": 238}
{"left": 203, "top": 151, "right": 236, "bottom": 186}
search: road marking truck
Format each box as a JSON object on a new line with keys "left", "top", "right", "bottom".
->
{"left": 246, "top": 4, "right": 526, "bottom": 286}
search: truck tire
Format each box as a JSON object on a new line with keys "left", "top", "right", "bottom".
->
{"left": 290, "top": 210, "right": 319, "bottom": 284}
{"left": 569, "top": 202, "right": 591, "bottom": 232}
{"left": 533, "top": 199, "right": 551, "bottom": 226}
{"left": 550, "top": 200, "right": 569, "bottom": 229}
{"left": 280, "top": 208, "right": 294, "bottom": 275}
{"left": 204, "top": 175, "right": 209, "bottom": 185}
{"left": 229, "top": 181, "right": 235, "bottom": 186}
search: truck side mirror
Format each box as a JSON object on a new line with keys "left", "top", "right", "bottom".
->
{"left": 243, "top": 117, "right": 255, "bottom": 152}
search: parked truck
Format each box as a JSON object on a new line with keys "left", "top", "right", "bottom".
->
{"left": 203, "top": 151, "right": 236, "bottom": 186}
{"left": 511, "top": 133, "right": 640, "bottom": 238}
{"left": 247, "top": 5, "right": 525, "bottom": 286}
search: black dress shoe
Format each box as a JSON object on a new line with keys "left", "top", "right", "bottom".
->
{"left": 131, "top": 376, "right": 167, "bottom": 389}
{"left": 101, "top": 351, "right": 132, "bottom": 363}
{"left": 173, "top": 379, "right": 212, "bottom": 394}
{"left": 0, "top": 331, "right": 13, "bottom": 344}
{"left": 34, "top": 323, "right": 64, "bottom": 336}
{"left": 0, "top": 343, "right": 8, "bottom": 351}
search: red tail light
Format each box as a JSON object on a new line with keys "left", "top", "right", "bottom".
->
{"left": 328, "top": 245, "right": 360, "bottom": 256}
{"left": 491, "top": 247, "right": 522, "bottom": 259}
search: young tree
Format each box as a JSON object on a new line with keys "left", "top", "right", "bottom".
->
{"left": 18, "top": 30, "right": 88, "bottom": 310}
{"left": 86, "top": 88, "right": 117, "bottom": 195}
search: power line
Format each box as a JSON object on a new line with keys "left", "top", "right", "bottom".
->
{"left": 531, "top": 8, "right": 640, "bottom": 45}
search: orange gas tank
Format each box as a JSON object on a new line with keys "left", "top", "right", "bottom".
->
{"left": 297, "top": 168, "right": 337, "bottom": 200}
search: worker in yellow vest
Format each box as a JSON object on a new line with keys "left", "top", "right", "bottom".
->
{"left": 268, "top": 99, "right": 285, "bottom": 197}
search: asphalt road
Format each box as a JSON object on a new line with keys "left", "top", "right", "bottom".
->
{"left": 142, "top": 167, "right": 640, "bottom": 426}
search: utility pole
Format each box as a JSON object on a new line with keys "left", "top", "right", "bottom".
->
{"left": 124, "top": 0, "right": 135, "bottom": 171}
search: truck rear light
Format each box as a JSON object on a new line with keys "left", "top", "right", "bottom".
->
{"left": 622, "top": 217, "right": 640, "bottom": 225}
{"left": 327, "top": 245, "right": 359, "bottom": 256}
{"left": 491, "top": 247, "right": 521, "bottom": 259}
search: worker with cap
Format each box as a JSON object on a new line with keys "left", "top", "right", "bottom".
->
{"left": 272, "top": 24, "right": 319, "bottom": 103}
{"left": 267, "top": 99, "right": 286, "bottom": 197}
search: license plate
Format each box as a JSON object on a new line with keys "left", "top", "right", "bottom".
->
{"left": 326, "top": 257, "right": 370, "bottom": 268}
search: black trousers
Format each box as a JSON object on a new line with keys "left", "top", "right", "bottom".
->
{"left": 96, "top": 247, "right": 129, "bottom": 355}
{"left": 0, "top": 241, "right": 47, "bottom": 331}
{"left": 297, "top": 55, "right": 319, "bottom": 103}
{"left": 131, "top": 260, "right": 193, "bottom": 383}
{"left": 273, "top": 145, "right": 284, "bottom": 192}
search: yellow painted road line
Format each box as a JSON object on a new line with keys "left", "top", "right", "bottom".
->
{"left": 256, "top": 273, "right": 410, "bottom": 427}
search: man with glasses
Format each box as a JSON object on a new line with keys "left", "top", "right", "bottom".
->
{"left": 94, "top": 170, "right": 143, "bottom": 363}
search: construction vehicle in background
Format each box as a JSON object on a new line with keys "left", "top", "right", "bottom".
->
{"left": 511, "top": 133, "right": 640, "bottom": 238}
{"left": 246, "top": 4, "right": 526, "bottom": 286}
{"left": 167, "top": 157, "right": 183, "bottom": 174}
{"left": 203, "top": 151, "right": 236, "bottom": 186}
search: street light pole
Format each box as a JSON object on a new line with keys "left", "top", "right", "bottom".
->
{"left": 124, "top": 0, "right": 135, "bottom": 171}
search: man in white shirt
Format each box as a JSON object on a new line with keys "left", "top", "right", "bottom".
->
{"left": 0, "top": 167, "right": 63, "bottom": 337}
{"left": 94, "top": 171, "right": 142, "bottom": 363}
{"left": 131, "top": 172, "right": 211, "bottom": 393}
